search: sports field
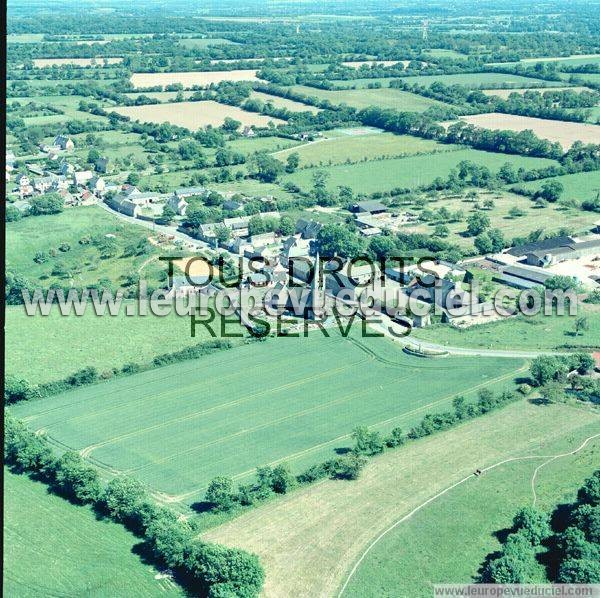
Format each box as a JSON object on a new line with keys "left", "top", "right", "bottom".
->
{"left": 273, "top": 132, "right": 453, "bottom": 166}
{"left": 281, "top": 148, "right": 559, "bottom": 193}
{"left": 205, "top": 401, "right": 599, "bottom": 597}
{"left": 10, "top": 332, "right": 524, "bottom": 503}
{"left": 111, "top": 100, "right": 284, "bottom": 129}
{"left": 287, "top": 85, "right": 452, "bottom": 111}
{"left": 4, "top": 470, "right": 181, "bottom": 597}
{"left": 130, "top": 70, "right": 260, "bottom": 89}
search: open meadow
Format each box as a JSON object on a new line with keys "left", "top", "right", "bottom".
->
{"left": 10, "top": 331, "right": 524, "bottom": 503}
{"left": 281, "top": 148, "right": 559, "bottom": 194}
{"left": 130, "top": 70, "right": 261, "bottom": 89}
{"left": 4, "top": 470, "right": 181, "bottom": 597}
{"left": 455, "top": 113, "right": 600, "bottom": 149}
{"left": 512, "top": 169, "right": 600, "bottom": 202}
{"left": 273, "top": 132, "right": 454, "bottom": 166}
{"left": 111, "top": 100, "right": 284, "bottom": 129}
{"left": 342, "top": 417, "right": 600, "bottom": 597}
{"left": 249, "top": 90, "right": 322, "bottom": 113}
{"left": 204, "top": 400, "right": 599, "bottom": 597}
{"left": 287, "top": 85, "right": 453, "bottom": 111}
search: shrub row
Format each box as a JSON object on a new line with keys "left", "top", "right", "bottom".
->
{"left": 4, "top": 413, "right": 264, "bottom": 597}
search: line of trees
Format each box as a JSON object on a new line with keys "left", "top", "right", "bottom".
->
{"left": 4, "top": 413, "right": 265, "bottom": 597}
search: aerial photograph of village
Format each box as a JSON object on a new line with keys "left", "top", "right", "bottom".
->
{"left": 3, "top": 0, "right": 600, "bottom": 596}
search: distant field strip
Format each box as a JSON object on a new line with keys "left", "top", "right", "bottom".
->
{"left": 130, "top": 69, "right": 261, "bottom": 89}
{"left": 33, "top": 57, "right": 123, "bottom": 67}
{"left": 455, "top": 113, "right": 600, "bottom": 149}
{"left": 111, "top": 100, "right": 284, "bottom": 129}
{"left": 11, "top": 333, "right": 523, "bottom": 502}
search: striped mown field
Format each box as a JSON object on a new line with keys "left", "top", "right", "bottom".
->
{"left": 11, "top": 331, "right": 524, "bottom": 504}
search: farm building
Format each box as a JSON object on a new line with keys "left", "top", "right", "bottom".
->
{"left": 494, "top": 264, "right": 553, "bottom": 289}
{"left": 507, "top": 235, "right": 574, "bottom": 258}
{"left": 525, "top": 238, "right": 600, "bottom": 267}
{"left": 167, "top": 194, "right": 189, "bottom": 215}
{"left": 350, "top": 200, "right": 388, "bottom": 215}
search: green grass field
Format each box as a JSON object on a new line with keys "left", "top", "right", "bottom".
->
{"left": 273, "top": 133, "right": 454, "bottom": 167}
{"left": 4, "top": 303, "right": 238, "bottom": 385}
{"left": 281, "top": 148, "right": 559, "bottom": 194}
{"left": 511, "top": 170, "right": 600, "bottom": 202}
{"left": 6, "top": 206, "right": 166, "bottom": 290}
{"left": 4, "top": 470, "right": 181, "bottom": 597}
{"left": 177, "top": 37, "right": 237, "bottom": 48}
{"left": 10, "top": 331, "right": 524, "bottom": 503}
{"left": 287, "top": 85, "right": 452, "bottom": 111}
{"left": 342, "top": 419, "right": 600, "bottom": 597}
{"left": 399, "top": 72, "right": 564, "bottom": 88}
{"left": 412, "top": 304, "right": 600, "bottom": 352}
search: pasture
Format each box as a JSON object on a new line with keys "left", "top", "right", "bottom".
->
{"left": 10, "top": 332, "right": 523, "bottom": 503}
{"left": 5, "top": 206, "right": 166, "bottom": 291}
{"left": 281, "top": 148, "right": 559, "bottom": 194}
{"left": 287, "top": 85, "right": 452, "bottom": 111}
{"left": 273, "top": 132, "right": 454, "bottom": 167}
{"left": 111, "top": 100, "right": 284, "bottom": 130}
{"left": 32, "top": 57, "right": 123, "bottom": 67}
{"left": 511, "top": 169, "right": 600, "bottom": 202}
{"left": 4, "top": 470, "right": 181, "bottom": 596}
{"left": 342, "top": 418, "right": 600, "bottom": 597}
{"left": 204, "top": 401, "right": 599, "bottom": 597}
{"left": 4, "top": 302, "right": 238, "bottom": 385}
{"left": 455, "top": 113, "right": 600, "bottom": 149}
{"left": 130, "top": 70, "right": 261, "bottom": 89}
{"left": 177, "top": 37, "right": 237, "bottom": 48}
{"left": 412, "top": 304, "right": 600, "bottom": 352}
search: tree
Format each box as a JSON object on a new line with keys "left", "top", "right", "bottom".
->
{"left": 6, "top": 205, "right": 23, "bottom": 221}
{"left": 104, "top": 476, "right": 147, "bottom": 522}
{"left": 215, "top": 224, "right": 231, "bottom": 244}
{"left": 87, "top": 148, "right": 100, "bottom": 164}
{"left": 352, "top": 425, "right": 384, "bottom": 456}
{"left": 126, "top": 172, "right": 140, "bottom": 186}
{"left": 248, "top": 152, "right": 284, "bottom": 183}
{"left": 317, "top": 224, "right": 364, "bottom": 259}
{"left": 530, "top": 356, "right": 566, "bottom": 386}
{"left": 578, "top": 471, "right": 600, "bottom": 506}
{"left": 285, "top": 152, "right": 300, "bottom": 173}
{"left": 278, "top": 215, "right": 294, "bottom": 236}
{"left": 270, "top": 464, "right": 295, "bottom": 494}
{"left": 513, "top": 507, "right": 551, "bottom": 545}
{"left": 156, "top": 204, "right": 176, "bottom": 225}
{"left": 331, "top": 453, "right": 367, "bottom": 480}
{"left": 222, "top": 117, "right": 241, "bottom": 132}
{"left": 573, "top": 316, "right": 589, "bottom": 337}
{"left": 54, "top": 451, "right": 102, "bottom": 504}
{"left": 30, "top": 193, "right": 64, "bottom": 215}
{"left": 205, "top": 476, "right": 236, "bottom": 511}
{"left": 537, "top": 180, "right": 563, "bottom": 203}
{"left": 466, "top": 212, "right": 490, "bottom": 236}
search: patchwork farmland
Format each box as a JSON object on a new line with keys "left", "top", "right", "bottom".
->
{"left": 11, "top": 332, "right": 523, "bottom": 503}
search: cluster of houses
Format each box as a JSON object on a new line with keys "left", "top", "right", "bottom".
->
{"left": 6, "top": 136, "right": 113, "bottom": 213}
